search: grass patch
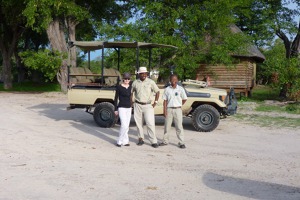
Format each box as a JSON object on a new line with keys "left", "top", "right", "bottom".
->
{"left": 255, "top": 103, "right": 300, "bottom": 114}
{"left": 233, "top": 113, "right": 300, "bottom": 128}
{"left": 238, "top": 85, "right": 280, "bottom": 102}
{"left": 255, "top": 104, "right": 284, "bottom": 112}
{"left": 285, "top": 103, "right": 300, "bottom": 114}
{"left": 250, "top": 85, "right": 280, "bottom": 101}
{"left": 0, "top": 82, "right": 61, "bottom": 92}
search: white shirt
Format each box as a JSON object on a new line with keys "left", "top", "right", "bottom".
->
{"left": 162, "top": 84, "right": 187, "bottom": 107}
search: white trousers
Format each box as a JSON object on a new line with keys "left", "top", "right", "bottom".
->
{"left": 117, "top": 107, "right": 132, "bottom": 145}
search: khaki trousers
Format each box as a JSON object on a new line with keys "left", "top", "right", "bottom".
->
{"left": 134, "top": 103, "right": 157, "bottom": 144}
{"left": 163, "top": 108, "right": 184, "bottom": 145}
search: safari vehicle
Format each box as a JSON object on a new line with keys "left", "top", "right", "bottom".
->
{"left": 67, "top": 41, "right": 237, "bottom": 132}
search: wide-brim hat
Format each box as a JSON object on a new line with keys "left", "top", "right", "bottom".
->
{"left": 137, "top": 67, "right": 148, "bottom": 74}
{"left": 123, "top": 72, "right": 131, "bottom": 79}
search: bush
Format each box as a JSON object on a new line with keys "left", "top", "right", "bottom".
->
{"left": 286, "top": 104, "right": 296, "bottom": 112}
{"left": 259, "top": 40, "right": 300, "bottom": 100}
{"left": 19, "top": 49, "right": 65, "bottom": 82}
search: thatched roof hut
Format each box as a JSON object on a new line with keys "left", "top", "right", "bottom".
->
{"left": 197, "top": 25, "right": 265, "bottom": 97}
{"left": 229, "top": 24, "right": 265, "bottom": 62}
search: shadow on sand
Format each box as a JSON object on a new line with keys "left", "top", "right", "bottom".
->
{"left": 28, "top": 103, "right": 139, "bottom": 145}
{"left": 202, "top": 172, "right": 300, "bottom": 200}
{"left": 28, "top": 103, "right": 196, "bottom": 145}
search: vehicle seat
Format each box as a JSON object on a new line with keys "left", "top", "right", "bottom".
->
{"left": 69, "top": 67, "right": 78, "bottom": 84}
{"left": 84, "top": 67, "right": 95, "bottom": 82}
{"left": 104, "top": 68, "right": 122, "bottom": 86}
{"left": 69, "top": 67, "right": 93, "bottom": 83}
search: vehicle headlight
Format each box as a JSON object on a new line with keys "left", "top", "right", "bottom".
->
{"left": 219, "top": 95, "right": 226, "bottom": 102}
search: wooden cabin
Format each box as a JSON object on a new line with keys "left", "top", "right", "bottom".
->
{"left": 196, "top": 25, "right": 266, "bottom": 97}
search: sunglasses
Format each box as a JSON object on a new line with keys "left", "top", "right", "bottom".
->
{"left": 123, "top": 78, "right": 130, "bottom": 80}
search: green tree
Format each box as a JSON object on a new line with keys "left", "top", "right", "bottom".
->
{"left": 260, "top": 39, "right": 300, "bottom": 100}
{"left": 19, "top": 49, "right": 64, "bottom": 82}
{"left": 98, "top": 0, "right": 251, "bottom": 80}
{"left": 23, "top": 0, "right": 132, "bottom": 91}
{"left": 16, "top": 29, "right": 49, "bottom": 82}
{"left": 235, "top": 0, "right": 300, "bottom": 98}
{"left": 0, "top": 0, "right": 26, "bottom": 89}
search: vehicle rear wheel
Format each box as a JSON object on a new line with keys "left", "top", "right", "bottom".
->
{"left": 192, "top": 104, "right": 220, "bottom": 132}
{"left": 93, "top": 102, "right": 117, "bottom": 128}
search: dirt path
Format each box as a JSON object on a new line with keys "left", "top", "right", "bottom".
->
{"left": 1, "top": 92, "right": 300, "bottom": 200}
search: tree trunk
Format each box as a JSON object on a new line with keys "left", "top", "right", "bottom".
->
{"left": 46, "top": 18, "right": 78, "bottom": 92}
{"left": 276, "top": 29, "right": 291, "bottom": 58}
{"left": 67, "top": 18, "right": 77, "bottom": 68}
{"left": 31, "top": 70, "right": 42, "bottom": 83}
{"left": 291, "top": 20, "right": 300, "bottom": 57}
{"left": 1, "top": 51, "right": 13, "bottom": 89}
{"left": 15, "top": 51, "right": 26, "bottom": 83}
{"left": 0, "top": 26, "right": 20, "bottom": 89}
{"left": 275, "top": 21, "right": 300, "bottom": 98}
{"left": 279, "top": 84, "right": 288, "bottom": 98}
{"left": 46, "top": 18, "right": 69, "bottom": 92}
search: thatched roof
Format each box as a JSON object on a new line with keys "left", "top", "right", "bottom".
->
{"left": 229, "top": 24, "right": 266, "bottom": 62}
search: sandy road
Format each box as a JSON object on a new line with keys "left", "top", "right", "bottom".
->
{"left": 0, "top": 92, "right": 300, "bottom": 200}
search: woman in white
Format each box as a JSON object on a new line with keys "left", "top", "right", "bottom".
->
{"left": 114, "top": 72, "right": 132, "bottom": 147}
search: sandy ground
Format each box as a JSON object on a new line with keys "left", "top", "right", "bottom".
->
{"left": 0, "top": 92, "right": 300, "bottom": 200}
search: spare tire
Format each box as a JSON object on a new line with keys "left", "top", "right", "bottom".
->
{"left": 93, "top": 102, "right": 117, "bottom": 128}
{"left": 192, "top": 104, "right": 220, "bottom": 132}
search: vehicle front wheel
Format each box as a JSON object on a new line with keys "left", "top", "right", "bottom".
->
{"left": 93, "top": 102, "right": 117, "bottom": 128}
{"left": 192, "top": 104, "right": 220, "bottom": 132}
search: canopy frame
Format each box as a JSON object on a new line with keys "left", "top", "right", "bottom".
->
{"left": 68, "top": 41, "right": 177, "bottom": 85}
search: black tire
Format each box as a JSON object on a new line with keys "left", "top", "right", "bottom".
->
{"left": 192, "top": 104, "right": 220, "bottom": 132}
{"left": 93, "top": 102, "right": 117, "bottom": 128}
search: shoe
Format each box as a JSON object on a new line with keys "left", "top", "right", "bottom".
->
{"left": 137, "top": 138, "right": 144, "bottom": 146}
{"left": 116, "top": 144, "right": 122, "bottom": 147}
{"left": 179, "top": 144, "right": 186, "bottom": 149}
{"left": 159, "top": 142, "right": 167, "bottom": 146}
{"left": 124, "top": 144, "right": 130, "bottom": 146}
{"left": 151, "top": 143, "right": 159, "bottom": 148}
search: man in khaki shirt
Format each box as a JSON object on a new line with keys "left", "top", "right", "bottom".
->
{"left": 160, "top": 74, "right": 187, "bottom": 148}
{"left": 131, "top": 67, "right": 160, "bottom": 148}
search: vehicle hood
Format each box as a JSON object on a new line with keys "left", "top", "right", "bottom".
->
{"left": 185, "top": 87, "right": 227, "bottom": 96}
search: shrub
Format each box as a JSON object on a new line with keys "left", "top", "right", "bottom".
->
{"left": 19, "top": 49, "right": 65, "bottom": 82}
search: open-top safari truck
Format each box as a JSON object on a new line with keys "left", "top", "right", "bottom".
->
{"left": 67, "top": 41, "right": 237, "bottom": 132}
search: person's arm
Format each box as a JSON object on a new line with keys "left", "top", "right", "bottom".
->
{"left": 152, "top": 81, "right": 160, "bottom": 107}
{"left": 163, "top": 100, "right": 167, "bottom": 117}
{"left": 152, "top": 91, "right": 160, "bottom": 107}
{"left": 130, "top": 82, "right": 135, "bottom": 107}
{"left": 130, "top": 93, "right": 134, "bottom": 107}
{"left": 162, "top": 89, "right": 168, "bottom": 116}
{"left": 114, "top": 86, "right": 119, "bottom": 115}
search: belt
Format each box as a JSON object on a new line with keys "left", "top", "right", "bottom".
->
{"left": 135, "top": 100, "right": 151, "bottom": 105}
{"left": 168, "top": 107, "right": 181, "bottom": 109}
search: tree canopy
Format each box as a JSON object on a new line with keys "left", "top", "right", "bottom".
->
{"left": 98, "top": 0, "right": 252, "bottom": 79}
{"left": 234, "top": 0, "right": 300, "bottom": 98}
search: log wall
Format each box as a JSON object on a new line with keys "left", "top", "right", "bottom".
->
{"left": 196, "top": 58, "right": 256, "bottom": 96}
